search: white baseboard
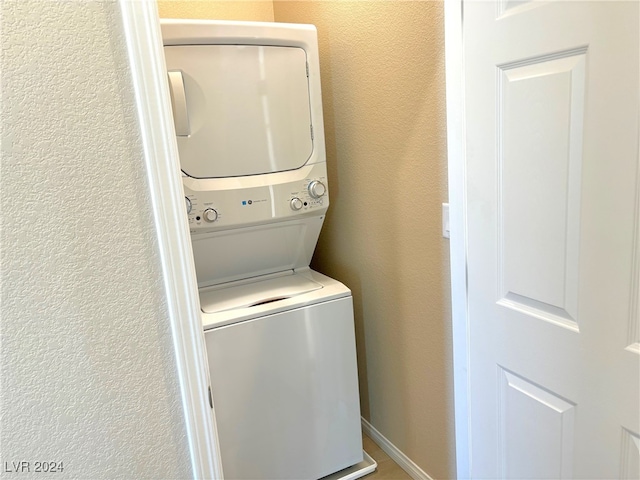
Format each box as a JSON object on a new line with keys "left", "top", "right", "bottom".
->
{"left": 361, "top": 417, "right": 435, "bottom": 480}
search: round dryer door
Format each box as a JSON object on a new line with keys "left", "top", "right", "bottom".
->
{"left": 164, "top": 44, "right": 314, "bottom": 179}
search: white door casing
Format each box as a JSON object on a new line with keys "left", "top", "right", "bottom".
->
{"left": 458, "top": 1, "right": 640, "bottom": 479}
{"left": 118, "top": 1, "right": 223, "bottom": 478}
{"left": 444, "top": 1, "right": 471, "bottom": 477}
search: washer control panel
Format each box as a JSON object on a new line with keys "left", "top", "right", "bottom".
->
{"left": 183, "top": 165, "right": 329, "bottom": 234}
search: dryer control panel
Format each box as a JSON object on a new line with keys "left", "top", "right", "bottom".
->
{"left": 182, "top": 164, "right": 329, "bottom": 234}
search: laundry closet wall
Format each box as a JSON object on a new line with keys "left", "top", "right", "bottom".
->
{"left": 157, "top": 0, "right": 274, "bottom": 21}
{"left": 1, "top": 2, "right": 192, "bottom": 478}
{"left": 157, "top": 1, "right": 454, "bottom": 479}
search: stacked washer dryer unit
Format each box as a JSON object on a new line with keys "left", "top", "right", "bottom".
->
{"left": 161, "top": 20, "right": 376, "bottom": 480}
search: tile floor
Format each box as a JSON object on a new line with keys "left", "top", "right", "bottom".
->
{"left": 361, "top": 434, "right": 412, "bottom": 480}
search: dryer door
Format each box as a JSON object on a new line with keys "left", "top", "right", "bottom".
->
{"left": 164, "top": 45, "right": 313, "bottom": 178}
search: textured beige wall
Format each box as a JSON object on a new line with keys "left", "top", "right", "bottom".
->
{"left": 1, "top": 2, "right": 191, "bottom": 478}
{"left": 273, "top": 2, "right": 454, "bottom": 479}
{"left": 157, "top": 0, "right": 274, "bottom": 21}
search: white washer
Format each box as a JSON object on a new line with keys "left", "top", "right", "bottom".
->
{"left": 202, "top": 269, "right": 362, "bottom": 480}
{"left": 161, "top": 20, "right": 376, "bottom": 480}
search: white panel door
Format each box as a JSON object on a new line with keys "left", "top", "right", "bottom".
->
{"left": 464, "top": 2, "right": 639, "bottom": 478}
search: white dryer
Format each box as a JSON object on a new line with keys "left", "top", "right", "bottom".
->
{"left": 161, "top": 20, "right": 375, "bottom": 480}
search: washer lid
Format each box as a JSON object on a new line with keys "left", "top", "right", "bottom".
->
{"left": 164, "top": 44, "right": 314, "bottom": 178}
{"left": 200, "top": 271, "right": 323, "bottom": 314}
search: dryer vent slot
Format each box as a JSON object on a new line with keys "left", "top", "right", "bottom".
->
{"left": 249, "top": 297, "right": 289, "bottom": 307}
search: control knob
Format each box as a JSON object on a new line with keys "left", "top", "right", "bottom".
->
{"left": 308, "top": 180, "right": 326, "bottom": 199}
{"left": 203, "top": 208, "right": 218, "bottom": 223}
{"left": 185, "top": 197, "right": 192, "bottom": 214}
{"left": 290, "top": 197, "right": 303, "bottom": 211}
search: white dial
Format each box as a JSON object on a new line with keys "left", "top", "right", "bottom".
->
{"left": 185, "top": 197, "right": 192, "bottom": 214}
{"left": 308, "top": 180, "right": 326, "bottom": 199}
{"left": 290, "top": 197, "right": 303, "bottom": 211}
{"left": 203, "top": 208, "right": 218, "bottom": 222}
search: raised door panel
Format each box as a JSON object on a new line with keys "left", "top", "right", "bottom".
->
{"left": 628, "top": 178, "right": 640, "bottom": 353}
{"left": 498, "top": 50, "right": 586, "bottom": 332}
{"left": 621, "top": 429, "right": 640, "bottom": 480}
{"left": 499, "top": 369, "right": 576, "bottom": 480}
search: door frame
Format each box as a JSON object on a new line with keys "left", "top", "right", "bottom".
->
{"left": 118, "top": 1, "right": 223, "bottom": 478}
{"left": 444, "top": 1, "right": 472, "bottom": 479}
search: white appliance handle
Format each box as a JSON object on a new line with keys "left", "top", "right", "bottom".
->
{"left": 167, "top": 70, "right": 191, "bottom": 136}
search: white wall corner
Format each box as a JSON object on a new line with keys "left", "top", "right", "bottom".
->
{"left": 118, "top": 1, "right": 223, "bottom": 478}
